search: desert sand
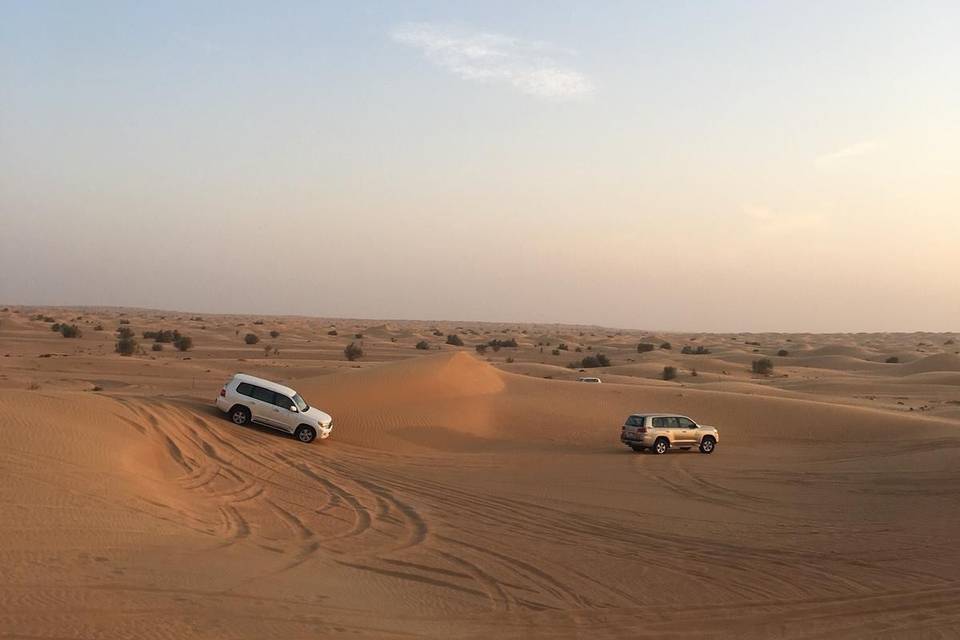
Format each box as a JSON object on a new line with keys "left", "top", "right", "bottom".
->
{"left": 2, "top": 306, "right": 960, "bottom": 638}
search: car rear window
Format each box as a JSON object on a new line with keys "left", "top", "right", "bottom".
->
{"left": 626, "top": 416, "right": 644, "bottom": 427}
{"left": 236, "top": 382, "right": 254, "bottom": 397}
{"left": 250, "top": 386, "right": 275, "bottom": 403}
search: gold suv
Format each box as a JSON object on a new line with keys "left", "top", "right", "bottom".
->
{"left": 620, "top": 414, "right": 719, "bottom": 454}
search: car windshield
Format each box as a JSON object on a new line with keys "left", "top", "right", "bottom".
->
{"left": 292, "top": 393, "right": 308, "bottom": 412}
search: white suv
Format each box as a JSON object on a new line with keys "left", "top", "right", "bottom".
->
{"left": 216, "top": 373, "right": 333, "bottom": 443}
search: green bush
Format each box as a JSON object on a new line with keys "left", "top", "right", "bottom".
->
{"left": 752, "top": 358, "right": 774, "bottom": 375}
{"left": 59, "top": 324, "right": 81, "bottom": 338}
{"left": 244, "top": 333, "right": 260, "bottom": 345}
{"left": 659, "top": 342, "right": 672, "bottom": 350}
{"left": 777, "top": 349, "right": 789, "bottom": 357}
{"left": 636, "top": 342, "right": 655, "bottom": 353}
{"left": 475, "top": 344, "right": 487, "bottom": 355}
{"left": 51, "top": 323, "right": 61, "bottom": 332}
{"left": 152, "top": 343, "right": 163, "bottom": 352}
{"left": 344, "top": 342, "right": 363, "bottom": 361}
{"left": 117, "top": 327, "right": 135, "bottom": 339}
{"left": 416, "top": 340, "right": 430, "bottom": 350}
{"left": 270, "top": 330, "right": 280, "bottom": 338}
{"left": 552, "top": 349, "right": 560, "bottom": 356}
{"left": 174, "top": 335, "right": 193, "bottom": 351}
{"left": 662, "top": 366, "right": 677, "bottom": 380}
{"left": 885, "top": 356, "right": 899, "bottom": 363}
{"left": 116, "top": 336, "right": 138, "bottom": 356}
{"left": 580, "top": 353, "right": 611, "bottom": 368}
{"left": 327, "top": 329, "right": 338, "bottom": 336}
{"left": 446, "top": 334, "right": 464, "bottom": 346}
{"left": 681, "top": 345, "right": 711, "bottom": 355}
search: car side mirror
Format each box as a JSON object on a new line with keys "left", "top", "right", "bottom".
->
{"left": 289, "top": 405, "right": 298, "bottom": 412}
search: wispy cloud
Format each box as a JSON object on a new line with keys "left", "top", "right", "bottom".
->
{"left": 816, "top": 140, "right": 882, "bottom": 165}
{"left": 390, "top": 23, "right": 592, "bottom": 100}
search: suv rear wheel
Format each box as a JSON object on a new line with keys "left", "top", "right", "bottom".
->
{"left": 230, "top": 406, "right": 250, "bottom": 426}
{"left": 652, "top": 438, "right": 669, "bottom": 455}
{"left": 699, "top": 437, "right": 716, "bottom": 454}
{"left": 295, "top": 425, "right": 316, "bottom": 444}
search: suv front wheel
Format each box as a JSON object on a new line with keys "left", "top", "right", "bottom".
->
{"left": 295, "top": 425, "right": 317, "bottom": 444}
{"left": 699, "top": 437, "right": 716, "bottom": 454}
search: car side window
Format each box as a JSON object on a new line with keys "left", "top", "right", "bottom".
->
{"left": 677, "top": 417, "right": 696, "bottom": 428}
{"left": 273, "top": 394, "right": 295, "bottom": 410}
{"left": 651, "top": 417, "right": 666, "bottom": 428}
{"left": 665, "top": 417, "right": 681, "bottom": 428}
{"left": 251, "top": 386, "right": 275, "bottom": 403}
{"left": 236, "top": 382, "right": 253, "bottom": 397}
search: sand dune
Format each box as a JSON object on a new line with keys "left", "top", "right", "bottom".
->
{"left": 2, "top": 307, "right": 960, "bottom": 638}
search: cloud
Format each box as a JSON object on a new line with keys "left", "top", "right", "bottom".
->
{"left": 390, "top": 23, "right": 592, "bottom": 100}
{"left": 816, "top": 140, "right": 882, "bottom": 165}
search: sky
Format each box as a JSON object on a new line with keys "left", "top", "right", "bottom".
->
{"left": 1, "top": 1, "right": 958, "bottom": 332}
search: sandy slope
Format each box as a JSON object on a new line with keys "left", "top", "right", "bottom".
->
{"left": 1, "top": 307, "right": 960, "bottom": 638}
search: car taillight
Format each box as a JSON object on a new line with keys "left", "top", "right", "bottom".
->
{"left": 219, "top": 388, "right": 226, "bottom": 397}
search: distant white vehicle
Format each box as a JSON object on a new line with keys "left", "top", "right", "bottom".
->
{"left": 216, "top": 373, "right": 333, "bottom": 443}
{"left": 577, "top": 376, "right": 602, "bottom": 384}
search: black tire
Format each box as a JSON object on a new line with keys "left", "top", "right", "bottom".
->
{"left": 295, "top": 425, "right": 317, "bottom": 444}
{"left": 699, "top": 437, "right": 716, "bottom": 454}
{"left": 630, "top": 445, "right": 645, "bottom": 453}
{"left": 652, "top": 437, "right": 669, "bottom": 455}
{"left": 229, "top": 405, "right": 250, "bottom": 426}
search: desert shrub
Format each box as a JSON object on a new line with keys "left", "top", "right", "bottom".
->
{"left": 637, "top": 342, "right": 655, "bottom": 353}
{"left": 416, "top": 340, "right": 430, "bottom": 350}
{"left": 344, "top": 342, "right": 363, "bottom": 361}
{"left": 144, "top": 329, "right": 180, "bottom": 343}
{"left": 152, "top": 343, "right": 163, "bottom": 351}
{"left": 662, "top": 366, "right": 677, "bottom": 380}
{"left": 660, "top": 342, "right": 672, "bottom": 350}
{"left": 945, "top": 339, "right": 956, "bottom": 345}
{"left": 327, "top": 329, "right": 338, "bottom": 336}
{"left": 190, "top": 316, "right": 204, "bottom": 321}
{"left": 59, "top": 324, "right": 81, "bottom": 338}
{"left": 94, "top": 324, "right": 104, "bottom": 331}
{"left": 475, "top": 344, "right": 487, "bottom": 355}
{"left": 580, "top": 353, "right": 611, "bottom": 368}
{"left": 354, "top": 333, "right": 364, "bottom": 339}
{"left": 270, "top": 330, "right": 280, "bottom": 338}
{"left": 244, "top": 333, "right": 260, "bottom": 345}
{"left": 116, "top": 336, "right": 138, "bottom": 356}
{"left": 505, "top": 356, "right": 515, "bottom": 363}
{"left": 690, "top": 368, "right": 698, "bottom": 377}
{"left": 777, "top": 349, "right": 789, "bottom": 357}
{"left": 253, "top": 320, "right": 264, "bottom": 325}
{"left": 681, "top": 345, "right": 711, "bottom": 355}
{"left": 575, "top": 346, "right": 583, "bottom": 352}
{"left": 432, "top": 329, "right": 444, "bottom": 337}
{"left": 557, "top": 343, "right": 569, "bottom": 351}
{"left": 486, "top": 338, "right": 518, "bottom": 350}
{"left": 264, "top": 344, "right": 272, "bottom": 356}
{"left": 752, "top": 358, "right": 774, "bottom": 375}
{"left": 117, "top": 326, "right": 135, "bottom": 339}
{"left": 173, "top": 335, "right": 193, "bottom": 351}
{"left": 119, "top": 319, "right": 130, "bottom": 325}
{"left": 51, "top": 323, "right": 61, "bottom": 332}
{"left": 446, "top": 334, "right": 464, "bottom": 346}
{"left": 885, "top": 356, "right": 899, "bottom": 363}
{"left": 552, "top": 349, "right": 560, "bottom": 356}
